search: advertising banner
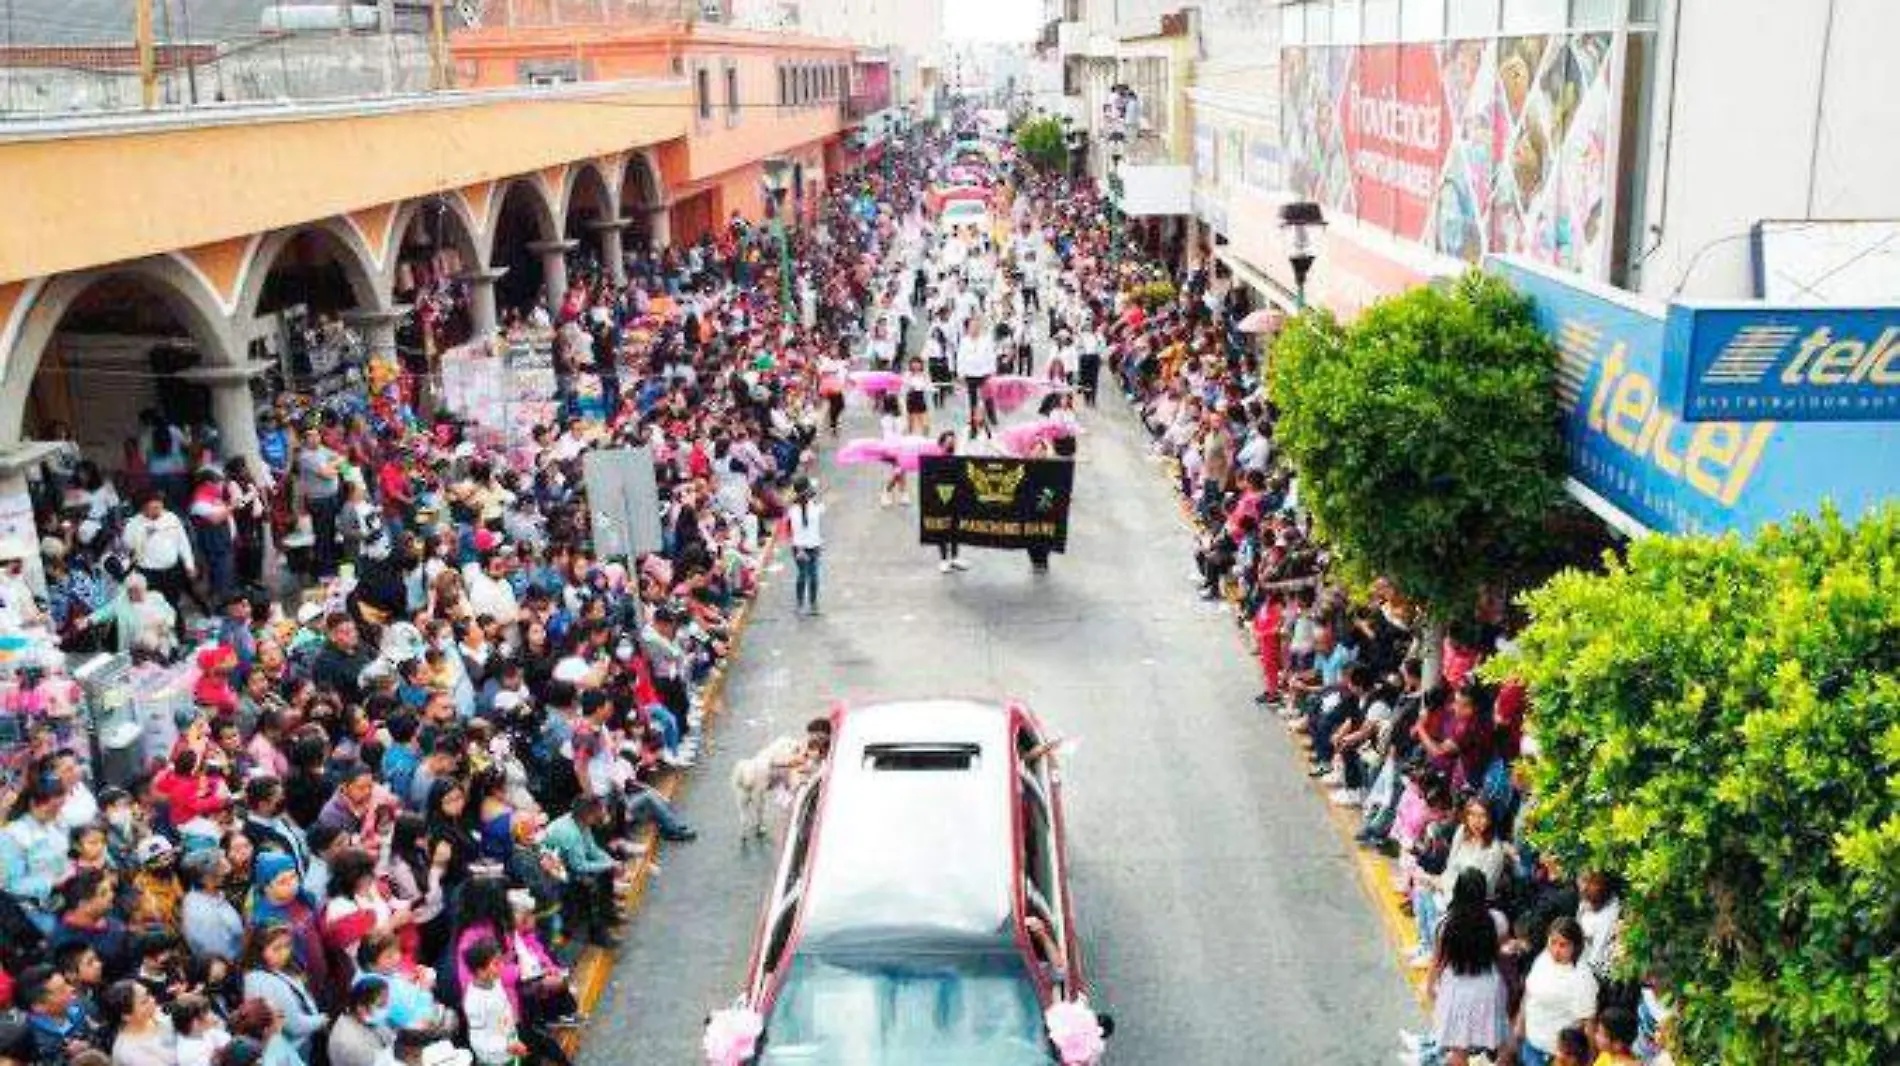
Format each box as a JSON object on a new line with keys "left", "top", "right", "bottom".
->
{"left": 1663, "top": 305, "right": 1900, "bottom": 422}
{"left": 1490, "top": 256, "right": 1900, "bottom": 537}
{"left": 919, "top": 457, "right": 1075, "bottom": 552}
{"left": 582, "top": 448, "right": 663, "bottom": 561}
{"left": 1286, "top": 33, "right": 1616, "bottom": 279}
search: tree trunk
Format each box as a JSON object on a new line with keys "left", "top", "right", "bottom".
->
{"left": 1419, "top": 615, "right": 1447, "bottom": 690}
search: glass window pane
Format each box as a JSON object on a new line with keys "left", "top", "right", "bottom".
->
{"left": 1365, "top": 0, "right": 1401, "bottom": 40}
{"left": 1308, "top": 1, "right": 1332, "bottom": 43}
{"left": 1570, "top": 0, "right": 1619, "bottom": 27}
{"left": 1336, "top": 0, "right": 1363, "bottom": 41}
{"left": 1402, "top": 0, "right": 1445, "bottom": 40}
{"left": 1282, "top": 3, "right": 1304, "bottom": 45}
{"left": 1628, "top": 0, "right": 1659, "bottom": 24}
{"left": 1502, "top": 0, "right": 1567, "bottom": 32}
{"left": 1447, "top": 0, "right": 1500, "bottom": 36}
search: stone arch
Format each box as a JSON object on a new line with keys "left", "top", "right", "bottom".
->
{"left": 484, "top": 175, "right": 561, "bottom": 247}
{"left": 489, "top": 177, "right": 565, "bottom": 313}
{"left": 386, "top": 193, "right": 485, "bottom": 288}
{"left": 0, "top": 258, "right": 235, "bottom": 448}
{"left": 234, "top": 217, "right": 389, "bottom": 329}
{"left": 565, "top": 160, "right": 620, "bottom": 230}
{"left": 619, "top": 149, "right": 668, "bottom": 253}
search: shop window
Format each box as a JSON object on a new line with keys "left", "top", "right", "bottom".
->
{"left": 1333, "top": 0, "right": 1362, "bottom": 42}
{"left": 1501, "top": 0, "right": 1567, "bottom": 33}
{"left": 1401, "top": 0, "right": 1445, "bottom": 39}
{"left": 1570, "top": 0, "right": 1620, "bottom": 27}
{"left": 1364, "top": 0, "right": 1400, "bottom": 40}
{"left": 1282, "top": 3, "right": 1305, "bottom": 45}
{"left": 1447, "top": 0, "right": 1500, "bottom": 36}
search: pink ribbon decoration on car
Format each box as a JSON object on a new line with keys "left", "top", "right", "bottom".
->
{"left": 702, "top": 1006, "right": 765, "bottom": 1066}
{"left": 1045, "top": 997, "right": 1106, "bottom": 1065}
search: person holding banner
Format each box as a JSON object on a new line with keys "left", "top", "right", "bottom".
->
{"left": 933, "top": 431, "right": 968, "bottom": 575}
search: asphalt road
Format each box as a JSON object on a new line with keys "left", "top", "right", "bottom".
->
{"left": 576, "top": 388, "right": 1422, "bottom": 1064}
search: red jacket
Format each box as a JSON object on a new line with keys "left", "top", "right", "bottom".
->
{"left": 152, "top": 767, "right": 230, "bottom": 823}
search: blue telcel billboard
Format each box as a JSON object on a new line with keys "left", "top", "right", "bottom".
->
{"left": 1664, "top": 304, "right": 1900, "bottom": 422}
{"left": 1488, "top": 257, "right": 1900, "bottom": 537}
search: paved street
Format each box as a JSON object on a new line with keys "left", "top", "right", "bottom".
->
{"left": 577, "top": 391, "right": 1422, "bottom": 1064}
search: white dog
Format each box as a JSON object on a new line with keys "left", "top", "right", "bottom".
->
{"left": 732, "top": 735, "right": 809, "bottom": 838}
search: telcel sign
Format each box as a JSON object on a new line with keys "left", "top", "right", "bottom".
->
{"left": 1667, "top": 306, "right": 1900, "bottom": 421}
{"left": 1489, "top": 257, "right": 1900, "bottom": 538}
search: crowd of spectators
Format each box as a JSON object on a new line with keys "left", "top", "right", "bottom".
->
{"left": 0, "top": 153, "right": 913, "bottom": 1066}
{"left": 1010, "top": 177, "right": 1671, "bottom": 1066}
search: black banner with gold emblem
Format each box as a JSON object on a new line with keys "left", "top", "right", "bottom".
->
{"left": 919, "top": 456, "right": 1075, "bottom": 552}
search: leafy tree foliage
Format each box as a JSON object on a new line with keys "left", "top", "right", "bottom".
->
{"left": 1266, "top": 270, "right": 1565, "bottom": 619}
{"left": 1493, "top": 506, "right": 1900, "bottom": 1065}
{"left": 1014, "top": 116, "right": 1068, "bottom": 174}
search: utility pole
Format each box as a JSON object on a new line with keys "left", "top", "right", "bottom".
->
{"left": 430, "top": 0, "right": 450, "bottom": 90}
{"left": 136, "top": 0, "right": 158, "bottom": 109}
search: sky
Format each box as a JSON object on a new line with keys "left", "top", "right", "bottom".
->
{"left": 943, "top": 0, "right": 1041, "bottom": 42}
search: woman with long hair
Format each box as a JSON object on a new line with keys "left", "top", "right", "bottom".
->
{"left": 1428, "top": 868, "right": 1509, "bottom": 1064}
{"left": 320, "top": 848, "right": 413, "bottom": 986}
{"left": 424, "top": 779, "right": 481, "bottom": 893}
{"left": 239, "top": 925, "right": 326, "bottom": 1059}
{"left": 103, "top": 977, "right": 178, "bottom": 1066}
{"left": 786, "top": 477, "right": 824, "bottom": 617}
{"left": 382, "top": 812, "right": 451, "bottom": 964}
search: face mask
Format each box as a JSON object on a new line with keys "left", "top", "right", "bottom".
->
{"left": 107, "top": 810, "right": 134, "bottom": 830}
{"left": 366, "top": 1006, "right": 390, "bottom": 1027}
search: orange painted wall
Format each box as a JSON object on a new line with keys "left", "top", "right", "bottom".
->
{"left": 0, "top": 83, "right": 688, "bottom": 287}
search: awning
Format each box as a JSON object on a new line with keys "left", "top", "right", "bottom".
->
{"left": 1214, "top": 247, "right": 1297, "bottom": 312}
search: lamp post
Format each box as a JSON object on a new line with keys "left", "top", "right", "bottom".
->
{"left": 1107, "top": 152, "right": 1125, "bottom": 279}
{"left": 1279, "top": 200, "right": 1326, "bottom": 310}
{"left": 762, "top": 158, "right": 796, "bottom": 325}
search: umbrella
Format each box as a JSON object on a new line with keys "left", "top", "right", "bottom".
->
{"left": 1237, "top": 309, "right": 1285, "bottom": 334}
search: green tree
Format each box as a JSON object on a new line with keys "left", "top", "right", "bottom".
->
{"left": 1014, "top": 116, "right": 1068, "bottom": 174}
{"left": 1490, "top": 506, "right": 1900, "bottom": 1065}
{"left": 1267, "top": 270, "right": 1565, "bottom": 640}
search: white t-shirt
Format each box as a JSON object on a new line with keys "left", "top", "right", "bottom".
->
{"left": 788, "top": 501, "right": 824, "bottom": 549}
{"left": 1522, "top": 952, "right": 1600, "bottom": 1051}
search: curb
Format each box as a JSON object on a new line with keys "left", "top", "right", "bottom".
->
{"left": 559, "top": 531, "right": 780, "bottom": 1057}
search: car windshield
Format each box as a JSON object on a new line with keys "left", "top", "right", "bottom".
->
{"left": 759, "top": 951, "right": 1050, "bottom": 1066}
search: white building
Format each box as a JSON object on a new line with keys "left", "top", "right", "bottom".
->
{"left": 1217, "top": 0, "right": 1900, "bottom": 316}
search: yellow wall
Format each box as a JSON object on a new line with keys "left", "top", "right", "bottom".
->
{"left": 0, "top": 83, "right": 689, "bottom": 287}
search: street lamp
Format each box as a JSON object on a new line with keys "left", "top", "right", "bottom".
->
{"left": 1279, "top": 200, "right": 1326, "bottom": 309}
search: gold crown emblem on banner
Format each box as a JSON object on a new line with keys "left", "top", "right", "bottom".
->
{"left": 966, "top": 462, "right": 1026, "bottom": 505}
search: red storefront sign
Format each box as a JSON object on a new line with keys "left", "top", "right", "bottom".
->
{"left": 1338, "top": 44, "right": 1450, "bottom": 243}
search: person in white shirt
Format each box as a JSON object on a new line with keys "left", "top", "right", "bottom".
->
{"left": 123, "top": 492, "right": 195, "bottom": 640}
{"left": 1517, "top": 917, "right": 1599, "bottom": 1066}
{"left": 956, "top": 319, "right": 1001, "bottom": 424}
{"left": 787, "top": 477, "right": 824, "bottom": 617}
{"left": 462, "top": 939, "right": 522, "bottom": 1065}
